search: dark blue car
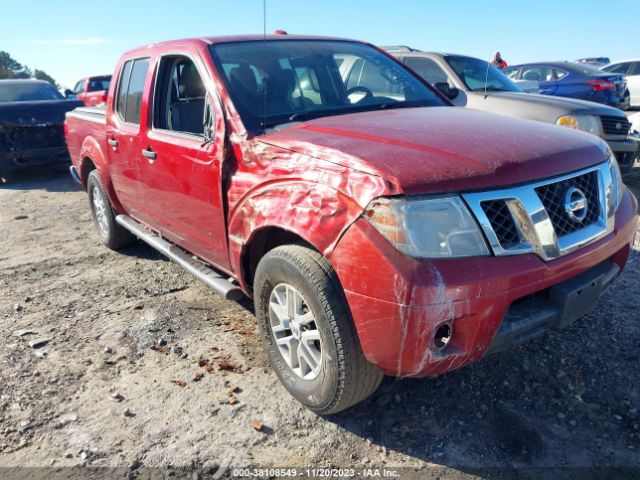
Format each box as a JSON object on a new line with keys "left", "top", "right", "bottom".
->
{"left": 504, "top": 62, "right": 630, "bottom": 110}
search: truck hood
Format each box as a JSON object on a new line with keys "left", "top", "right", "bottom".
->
{"left": 259, "top": 107, "right": 609, "bottom": 195}
{"left": 0, "top": 100, "right": 83, "bottom": 127}
{"left": 465, "top": 91, "right": 626, "bottom": 121}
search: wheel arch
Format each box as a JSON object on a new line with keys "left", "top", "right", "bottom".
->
{"left": 78, "top": 136, "right": 125, "bottom": 213}
{"left": 228, "top": 180, "right": 366, "bottom": 292}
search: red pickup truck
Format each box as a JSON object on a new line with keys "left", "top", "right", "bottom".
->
{"left": 65, "top": 75, "right": 111, "bottom": 106}
{"left": 64, "top": 34, "right": 638, "bottom": 414}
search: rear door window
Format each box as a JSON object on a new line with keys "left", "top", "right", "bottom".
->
{"left": 115, "top": 61, "right": 133, "bottom": 119}
{"left": 629, "top": 62, "right": 640, "bottom": 76}
{"left": 552, "top": 69, "right": 568, "bottom": 80}
{"left": 124, "top": 59, "right": 149, "bottom": 124}
{"left": 115, "top": 58, "right": 149, "bottom": 125}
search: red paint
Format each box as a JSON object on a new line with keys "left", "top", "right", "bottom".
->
{"left": 65, "top": 35, "right": 638, "bottom": 379}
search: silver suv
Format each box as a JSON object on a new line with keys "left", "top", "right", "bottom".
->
{"left": 384, "top": 46, "right": 638, "bottom": 174}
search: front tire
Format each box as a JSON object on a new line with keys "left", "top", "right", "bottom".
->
{"left": 87, "top": 170, "right": 134, "bottom": 250}
{"left": 254, "top": 245, "right": 383, "bottom": 414}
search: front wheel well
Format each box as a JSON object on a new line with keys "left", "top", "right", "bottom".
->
{"left": 242, "top": 227, "right": 313, "bottom": 291}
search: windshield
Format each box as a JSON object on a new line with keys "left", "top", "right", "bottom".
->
{"left": 445, "top": 55, "right": 522, "bottom": 93}
{"left": 209, "top": 40, "right": 446, "bottom": 133}
{"left": 0, "top": 82, "right": 64, "bottom": 102}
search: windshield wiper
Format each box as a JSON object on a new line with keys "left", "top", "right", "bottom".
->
{"left": 375, "top": 101, "right": 430, "bottom": 110}
{"left": 471, "top": 86, "right": 506, "bottom": 92}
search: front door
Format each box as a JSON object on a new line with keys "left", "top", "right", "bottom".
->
{"left": 138, "top": 52, "right": 230, "bottom": 271}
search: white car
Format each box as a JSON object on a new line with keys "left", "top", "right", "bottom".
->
{"left": 601, "top": 59, "right": 640, "bottom": 108}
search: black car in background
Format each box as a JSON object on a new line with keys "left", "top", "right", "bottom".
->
{"left": 0, "top": 79, "right": 82, "bottom": 182}
{"left": 504, "top": 61, "right": 630, "bottom": 110}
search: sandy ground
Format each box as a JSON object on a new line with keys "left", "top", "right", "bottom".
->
{"left": 1, "top": 165, "right": 639, "bottom": 479}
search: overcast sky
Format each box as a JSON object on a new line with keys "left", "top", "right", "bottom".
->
{"left": 2, "top": 0, "right": 639, "bottom": 88}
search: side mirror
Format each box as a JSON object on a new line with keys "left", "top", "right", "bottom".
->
{"left": 64, "top": 89, "right": 73, "bottom": 98}
{"left": 434, "top": 82, "right": 459, "bottom": 100}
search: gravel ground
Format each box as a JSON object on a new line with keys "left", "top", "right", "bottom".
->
{"left": 0, "top": 165, "right": 639, "bottom": 480}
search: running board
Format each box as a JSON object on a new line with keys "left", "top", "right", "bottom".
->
{"left": 115, "top": 215, "right": 244, "bottom": 301}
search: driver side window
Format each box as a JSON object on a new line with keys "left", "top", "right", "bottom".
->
{"left": 153, "top": 55, "right": 208, "bottom": 136}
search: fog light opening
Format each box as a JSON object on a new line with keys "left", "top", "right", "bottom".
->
{"left": 433, "top": 322, "right": 452, "bottom": 351}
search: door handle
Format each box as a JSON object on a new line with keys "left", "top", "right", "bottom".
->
{"left": 107, "top": 137, "right": 118, "bottom": 148}
{"left": 142, "top": 148, "right": 157, "bottom": 160}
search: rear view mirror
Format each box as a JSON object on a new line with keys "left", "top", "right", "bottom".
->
{"left": 434, "top": 82, "right": 459, "bottom": 100}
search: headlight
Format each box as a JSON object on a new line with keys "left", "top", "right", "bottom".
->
{"left": 364, "top": 196, "right": 489, "bottom": 258}
{"left": 557, "top": 115, "right": 601, "bottom": 136}
{"left": 609, "top": 155, "right": 624, "bottom": 210}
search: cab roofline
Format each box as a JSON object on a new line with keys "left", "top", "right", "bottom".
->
{"left": 121, "top": 34, "right": 366, "bottom": 57}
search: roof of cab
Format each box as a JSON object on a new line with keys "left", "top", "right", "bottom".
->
{"left": 0, "top": 79, "right": 51, "bottom": 85}
{"left": 121, "top": 34, "right": 361, "bottom": 57}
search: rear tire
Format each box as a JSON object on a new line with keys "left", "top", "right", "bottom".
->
{"left": 87, "top": 170, "right": 134, "bottom": 250}
{"left": 254, "top": 244, "right": 383, "bottom": 414}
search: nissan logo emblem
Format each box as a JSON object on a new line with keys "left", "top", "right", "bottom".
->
{"left": 564, "top": 187, "right": 588, "bottom": 222}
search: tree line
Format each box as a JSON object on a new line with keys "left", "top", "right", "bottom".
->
{"left": 0, "top": 51, "right": 57, "bottom": 87}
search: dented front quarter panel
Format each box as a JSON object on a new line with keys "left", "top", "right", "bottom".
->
{"left": 226, "top": 138, "right": 397, "bottom": 286}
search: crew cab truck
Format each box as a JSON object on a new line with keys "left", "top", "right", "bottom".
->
{"left": 64, "top": 35, "right": 638, "bottom": 414}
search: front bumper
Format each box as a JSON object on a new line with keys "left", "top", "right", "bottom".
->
{"left": 607, "top": 137, "right": 638, "bottom": 172}
{"left": 0, "top": 146, "right": 70, "bottom": 173}
{"left": 330, "top": 188, "right": 638, "bottom": 378}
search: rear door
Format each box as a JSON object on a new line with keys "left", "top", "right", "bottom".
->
{"left": 137, "top": 50, "right": 230, "bottom": 270}
{"left": 106, "top": 57, "right": 151, "bottom": 219}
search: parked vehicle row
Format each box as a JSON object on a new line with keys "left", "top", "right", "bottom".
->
{"left": 384, "top": 47, "right": 638, "bottom": 173}
{"left": 64, "top": 34, "right": 638, "bottom": 413}
{"left": 0, "top": 79, "right": 82, "bottom": 180}
{"left": 504, "top": 62, "right": 630, "bottom": 110}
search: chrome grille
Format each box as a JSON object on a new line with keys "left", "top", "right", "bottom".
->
{"left": 463, "top": 161, "right": 615, "bottom": 261}
{"left": 481, "top": 200, "right": 521, "bottom": 249}
{"left": 535, "top": 171, "right": 600, "bottom": 237}
{"left": 600, "top": 116, "right": 630, "bottom": 136}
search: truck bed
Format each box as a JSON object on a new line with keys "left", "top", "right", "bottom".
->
{"left": 64, "top": 107, "right": 107, "bottom": 173}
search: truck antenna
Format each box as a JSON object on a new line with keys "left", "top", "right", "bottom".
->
{"left": 262, "top": 0, "right": 267, "bottom": 133}
{"left": 483, "top": 56, "right": 490, "bottom": 99}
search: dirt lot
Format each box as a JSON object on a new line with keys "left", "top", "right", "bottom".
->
{"left": 1, "top": 166, "right": 639, "bottom": 479}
